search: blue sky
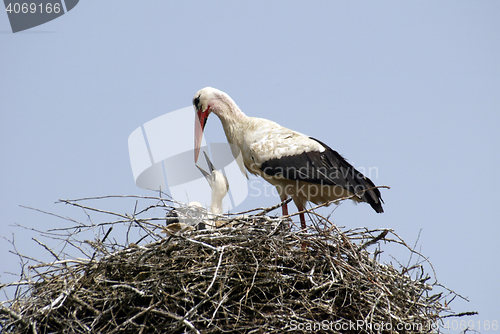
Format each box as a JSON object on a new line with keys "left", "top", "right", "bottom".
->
{"left": 1, "top": 1, "right": 499, "bottom": 331}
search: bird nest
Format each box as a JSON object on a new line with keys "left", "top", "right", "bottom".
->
{"left": 0, "top": 195, "right": 472, "bottom": 333}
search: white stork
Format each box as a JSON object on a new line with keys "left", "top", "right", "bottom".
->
{"left": 196, "top": 151, "right": 229, "bottom": 216}
{"left": 193, "top": 87, "right": 384, "bottom": 230}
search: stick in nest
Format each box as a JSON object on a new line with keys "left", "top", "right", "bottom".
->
{"left": 0, "top": 195, "right": 475, "bottom": 334}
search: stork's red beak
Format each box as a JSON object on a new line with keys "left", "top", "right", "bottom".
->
{"left": 194, "top": 107, "right": 209, "bottom": 162}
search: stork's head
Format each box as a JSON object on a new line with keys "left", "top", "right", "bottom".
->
{"left": 196, "top": 152, "right": 229, "bottom": 213}
{"left": 193, "top": 87, "right": 239, "bottom": 162}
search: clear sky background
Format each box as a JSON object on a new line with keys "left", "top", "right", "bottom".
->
{"left": 1, "top": 1, "right": 499, "bottom": 332}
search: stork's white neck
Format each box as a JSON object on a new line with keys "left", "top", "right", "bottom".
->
{"left": 209, "top": 191, "right": 224, "bottom": 215}
{"left": 211, "top": 99, "right": 248, "bottom": 148}
{"left": 206, "top": 170, "right": 229, "bottom": 215}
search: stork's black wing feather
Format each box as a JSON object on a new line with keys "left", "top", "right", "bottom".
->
{"left": 260, "top": 137, "right": 384, "bottom": 213}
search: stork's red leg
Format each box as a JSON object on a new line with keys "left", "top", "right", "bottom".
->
{"left": 295, "top": 201, "right": 307, "bottom": 250}
{"left": 280, "top": 196, "right": 292, "bottom": 231}
{"left": 295, "top": 202, "right": 306, "bottom": 231}
{"left": 299, "top": 211, "right": 306, "bottom": 231}
{"left": 282, "top": 201, "right": 289, "bottom": 216}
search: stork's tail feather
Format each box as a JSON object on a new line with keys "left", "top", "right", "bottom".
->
{"left": 353, "top": 174, "right": 384, "bottom": 213}
{"left": 367, "top": 193, "right": 384, "bottom": 213}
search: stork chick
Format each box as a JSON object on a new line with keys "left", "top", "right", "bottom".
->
{"left": 196, "top": 152, "right": 229, "bottom": 228}
{"left": 164, "top": 152, "right": 229, "bottom": 234}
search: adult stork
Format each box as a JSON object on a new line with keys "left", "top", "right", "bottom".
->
{"left": 193, "top": 87, "right": 383, "bottom": 230}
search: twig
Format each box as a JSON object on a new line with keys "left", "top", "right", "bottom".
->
{"left": 0, "top": 193, "right": 472, "bottom": 334}
{"left": 204, "top": 246, "right": 226, "bottom": 295}
{"left": 358, "top": 229, "right": 390, "bottom": 250}
{"left": 441, "top": 311, "right": 478, "bottom": 318}
{"left": 32, "top": 238, "right": 61, "bottom": 261}
{"left": 107, "top": 301, "right": 162, "bottom": 334}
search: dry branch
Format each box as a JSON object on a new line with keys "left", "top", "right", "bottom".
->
{"left": 0, "top": 195, "right": 474, "bottom": 333}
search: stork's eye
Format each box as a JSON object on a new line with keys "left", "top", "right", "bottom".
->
{"left": 193, "top": 96, "right": 201, "bottom": 110}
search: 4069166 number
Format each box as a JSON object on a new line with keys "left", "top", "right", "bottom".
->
{"left": 5, "top": 2, "right": 61, "bottom": 14}
{"left": 442, "top": 319, "right": 498, "bottom": 331}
